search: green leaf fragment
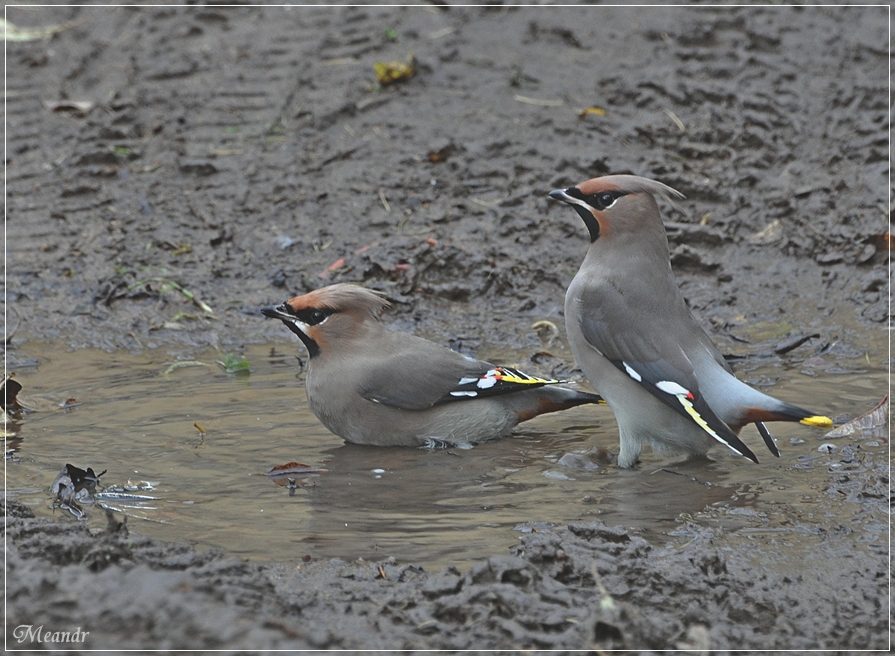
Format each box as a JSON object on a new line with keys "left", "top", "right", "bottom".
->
{"left": 217, "top": 353, "right": 251, "bottom": 375}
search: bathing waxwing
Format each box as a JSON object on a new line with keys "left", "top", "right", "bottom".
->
{"left": 548, "top": 175, "right": 832, "bottom": 468}
{"left": 262, "top": 283, "right": 602, "bottom": 447}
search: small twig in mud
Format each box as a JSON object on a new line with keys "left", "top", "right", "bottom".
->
{"left": 653, "top": 468, "right": 713, "bottom": 487}
{"left": 194, "top": 423, "right": 206, "bottom": 449}
{"left": 164, "top": 361, "right": 209, "bottom": 375}
{"left": 774, "top": 333, "right": 820, "bottom": 355}
{"left": 513, "top": 94, "right": 564, "bottom": 107}
{"left": 469, "top": 192, "right": 510, "bottom": 208}
{"left": 674, "top": 538, "right": 698, "bottom": 551}
{"left": 127, "top": 331, "right": 144, "bottom": 349}
{"left": 127, "top": 278, "right": 214, "bottom": 314}
{"left": 589, "top": 562, "right": 617, "bottom": 612}
{"left": 378, "top": 188, "right": 390, "bottom": 212}
{"left": 428, "top": 26, "right": 455, "bottom": 40}
{"left": 1, "top": 16, "right": 88, "bottom": 41}
{"left": 662, "top": 106, "right": 686, "bottom": 132}
{"left": 791, "top": 214, "right": 835, "bottom": 243}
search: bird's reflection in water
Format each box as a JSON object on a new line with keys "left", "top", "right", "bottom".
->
{"left": 280, "top": 432, "right": 737, "bottom": 567}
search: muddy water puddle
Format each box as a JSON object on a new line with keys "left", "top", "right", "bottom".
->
{"left": 5, "top": 341, "right": 888, "bottom": 569}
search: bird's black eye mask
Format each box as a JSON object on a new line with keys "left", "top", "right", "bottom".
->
{"left": 560, "top": 188, "right": 629, "bottom": 242}
{"left": 282, "top": 305, "right": 337, "bottom": 326}
{"left": 261, "top": 304, "right": 338, "bottom": 358}
{"left": 566, "top": 187, "right": 628, "bottom": 211}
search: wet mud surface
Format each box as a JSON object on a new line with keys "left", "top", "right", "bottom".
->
{"left": 4, "top": 3, "right": 890, "bottom": 651}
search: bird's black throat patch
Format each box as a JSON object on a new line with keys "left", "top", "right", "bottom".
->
{"left": 261, "top": 304, "right": 332, "bottom": 358}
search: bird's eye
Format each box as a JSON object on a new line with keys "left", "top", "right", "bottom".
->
{"left": 582, "top": 190, "right": 627, "bottom": 211}
{"left": 595, "top": 192, "right": 619, "bottom": 210}
{"left": 294, "top": 307, "right": 335, "bottom": 325}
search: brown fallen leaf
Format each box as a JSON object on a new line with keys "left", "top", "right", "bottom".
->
{"left": 427, "top": 140, "right": 457, "bottom": 163}
{"left": 264, "top": 462, "right": 328, "bottom": 477}
{"left": 824, "top": 396, "right": 888, "bottom": 439}
{"left": 867, "top": 233, "right": 894, "bottom": 252}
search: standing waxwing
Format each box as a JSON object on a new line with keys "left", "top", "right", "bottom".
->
{"left": 548, "top": 175, "right": 832, "bottom": 468}
{"left": 262, "top": 283, "right": 602, "bottom": 447}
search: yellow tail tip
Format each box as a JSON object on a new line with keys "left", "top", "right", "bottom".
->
{"left": 800, "top": 415, "right": 833, "bottom": 428}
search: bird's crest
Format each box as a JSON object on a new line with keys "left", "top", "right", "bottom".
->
{"left": 577, "top": 175, "right": 685, "bottom": 204}
{"left": 287, "top": 283, "right": 389, "bottom": 315}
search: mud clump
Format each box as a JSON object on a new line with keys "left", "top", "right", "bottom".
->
{"left": 5, "top": 499, "right": 886, "bottom": 649}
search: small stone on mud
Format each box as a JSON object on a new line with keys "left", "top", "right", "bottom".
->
{"left": 748, "top": 218, "right": 784, "bottom": 245}
{"left": 815, "top": 251, "right": 844, "bottom": 265}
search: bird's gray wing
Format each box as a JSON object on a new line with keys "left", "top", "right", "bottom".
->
{"left": 576, "top": 284, "right": 758, "bottom": 462}
{"left": 357, "top": 340, "right": 556, "bottom": 411}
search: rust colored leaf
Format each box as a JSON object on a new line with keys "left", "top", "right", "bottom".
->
{"left": 319, "top": 257, "right": 346, "bottom": 279}
{"left": 264, "top": 462, "right": 328, "bottom": 477}
{"left": 825, "top": 396, "right": 888, "bottom": 439}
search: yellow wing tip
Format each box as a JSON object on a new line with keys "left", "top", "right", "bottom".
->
{"left": 800, "top": 415, "right": 833, "bottom": 428}
{"left": 499, "top": 375, "right": 557, "bottom": 385}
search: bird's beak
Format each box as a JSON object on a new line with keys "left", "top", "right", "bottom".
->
{"left": 548, "top": 187, "right": 602, "bottom": 242}
{"left": 262, "top": 304, "right": 310, "bottom": 338}
{"left": 548, "top": 188, "right": 573, "bottom": 203}
{"left": 262, "top": 303, "right": 320, "bottom": 356}
{"left": 261, "top": 304, "right": 294, "bottom": 322}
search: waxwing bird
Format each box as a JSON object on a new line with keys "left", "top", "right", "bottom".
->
{"left": 262, "top": 283, "right": 602, "bottom": 447}
{"left": 549, "top": 174, "right": 832, "bottom": 468}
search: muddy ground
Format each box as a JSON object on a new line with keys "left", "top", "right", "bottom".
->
{"left": 4, "top": 2, "right": 890, "bottom": 651}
